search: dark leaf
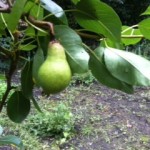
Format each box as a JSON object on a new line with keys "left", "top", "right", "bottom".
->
{"left": 21, "top": 61, "right": 34, "bottom": 98}
{"left": 32, "top": 47, "right": 45, "bottom": 85}
{"left": 7, "top": 91, "right": 30, "bottom": 123}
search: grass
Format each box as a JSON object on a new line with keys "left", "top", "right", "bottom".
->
{"left": 0, "top": 73, "right": 150, "bottom": 149}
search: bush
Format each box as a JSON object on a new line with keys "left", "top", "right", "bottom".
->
{"left": 26, "top": 102, "right": 75, "bottom": 139}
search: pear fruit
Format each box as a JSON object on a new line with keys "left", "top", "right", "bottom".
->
{"left": 37, "top": 41, "right": 72, "bottom": 95}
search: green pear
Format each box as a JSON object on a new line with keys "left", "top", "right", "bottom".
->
{"left": 37, "top": 41, "right": 72, "bottom": 95}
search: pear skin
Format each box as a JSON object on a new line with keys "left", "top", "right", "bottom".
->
{"left": 37, "top": 41, "right": 71, "bottom": 95}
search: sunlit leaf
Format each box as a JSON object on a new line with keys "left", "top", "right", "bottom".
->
{"left": 89, "top": 46, "right": 133, "bottom": 93}
{"left": 75, "top": 0, "right": 122, "bottom": 42}
{"left": 121, "top": 26, "right": 142, "bottom": 45}
{"left": 55, "top": 25, "right": 89, "bottom": 74}
{"left": 104, "top": 47, "right": 150, "bottom": 86}
{"left": 141, "top": 6, "right": 150, "bottom": 16}
{"left": 7, "top": 91, "right": 30, "bottom": 123}
{"left": 40, "top": 0, "right": 68, "bottom": 24}
{"left": 139, "top": 18, "right": 150, "bottom": 40}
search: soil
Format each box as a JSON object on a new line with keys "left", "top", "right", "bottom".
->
{"left": 1, "top": 71, "right": 150, "bottom": 149}
{"left": 58, "top": 83, "right": 150, "bottom": 150}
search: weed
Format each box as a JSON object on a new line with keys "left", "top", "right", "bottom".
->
{"left": 0, "top": 82, "right": 7, "bottom": 101}
{"left": 71, "top": 71, "right": 96, "bottom": 86}
{"left": 26, "top": 102, "right": 75, "bottom": 139}
{"left": 0, "top": 110, "right": 43, "bottom": 150}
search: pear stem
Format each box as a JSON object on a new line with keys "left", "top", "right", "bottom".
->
{"left": 25, "top": 15, "right": 55, "bottom": 38}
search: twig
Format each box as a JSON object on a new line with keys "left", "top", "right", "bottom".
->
{"left": 25, "top": 15, "right": 55, "bottom": 37}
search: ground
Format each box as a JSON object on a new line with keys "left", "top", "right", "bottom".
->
{"left": 0, "top": 78, "right": 150, "bottom": 150}
{"left": 57, "top": 83, "right": 150, "bottom": 150}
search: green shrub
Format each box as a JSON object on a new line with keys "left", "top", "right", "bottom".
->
{"left": 71, "top": 71, "right": 96, "bottom": 86}
{"left": 26, "top": 102, "right": 75, "bottom": 139}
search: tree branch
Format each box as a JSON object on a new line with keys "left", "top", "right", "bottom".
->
{"left": 0, "top": 31, "right": 20, "bottom": 112}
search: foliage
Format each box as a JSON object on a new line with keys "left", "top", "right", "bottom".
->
{"left": 1, "top": 0, "right": 150, "bottom": 139}
{"left": 0, "top": 82, "right": 7, "bottom": 101}
{"left": 71, "top": 71, "right": 96, "bottom": 86}
{"left": 0, "top": 112, "right": 43, "bottom": 150}
{"left": 25, "top": 102, "right": 75, "bottom": 139}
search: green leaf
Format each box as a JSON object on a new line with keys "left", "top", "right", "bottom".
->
{"left": 104, "top": 47, "right": 150, "bottom": 86}
{"left": 31, "top": 97, "right": 42, "bottom": 113}
{"left": 141, "top": 6, "right": 150, "bottom": 16}
{"left": 139, "top": 18, "right": 150, "bottom": 40}
{"left": 121, "top": 26, "right": 142, "bottom": 46}
{"left": 55, "top": 25, "right": 89, "bottom": 74}
{"left": 3, "top": 0, "right": 27, "bottom": 32}
{"left": 0, "top": 135, "right": 24, "bottom": 150}
{"left": 24, "top": 1, "right": 43, "bottom": 19}
{"left": 89, "top": 46, "right": 133, "bottom": 94}
{"left": 25, "top": 27, "right": 35, "bottom": 37}
{"left": 7, "top": 91, "right": 30, "bottom": 123}
{"left": 20, "top": 44, "right": 37, "bottom": 51}
{"left": 40, "top": 0, "right": 68, "bottom": 24}
{"left": 32, "top": 47, "right": 45, "bottom": 85}
{"left": 21, "top": 61, "right": 34, "bottom": 98}
{"left": 75, "top": 0, "right": 122, "bottom": 42}
{"left": 0, "top": 14, "right": 5, "bottom": 32}
{"left": 0, "top": 74, "right": 5, "bottom": 80}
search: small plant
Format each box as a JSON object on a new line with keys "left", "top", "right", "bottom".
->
{"left": 71, "top": 71, "right": 96, "bottom": 86}
{"left": 0, "top": 82, "right": 7, "bottom": 101}
{"left": 26, "top": 102, "right": 75, "bottom": 139}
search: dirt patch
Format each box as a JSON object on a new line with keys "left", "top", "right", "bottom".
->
{"left": 58, "top": 83, "right": 150, "bottom": 150}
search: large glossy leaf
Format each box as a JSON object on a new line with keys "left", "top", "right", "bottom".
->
{"left": 75, "top": 0, "right": 122, "bottom": 42}
{"left": 89, "top": 47, "right": 133, "bottom": 94}
{"left": 40, "top": 0, "right": 68, "bottom": 24}
{"left": 21, "top": 61, "right": 34, "bottom": 98}
{"left": 3, "top": 0, "right": 27, "bottom": 32}
{"left": 55, "top": 25, "right": 89, "bottom": 74}
{"left": 32, "top": 47, "right": 45, "bottom": 85}
{"left": 0, "top": 135, "right": 24, "bottom": 150}
{"left": 139, "top": 18, "right": 150, "bottom": 40}
{"left": 7, "top": 91, "right": 30, "bottom": 123}
{"left": 121, "top": 26, "right": 142, "bottom": 46}
{"left": 104, "top": 47, "right": 150, "bottom": 86}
